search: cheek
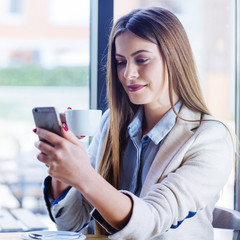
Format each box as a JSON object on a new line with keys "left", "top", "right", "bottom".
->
{"left": 147, "top": 64, "right": 165, "bottom": 86}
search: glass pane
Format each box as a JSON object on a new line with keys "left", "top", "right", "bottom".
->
{"left": 114, "top": 1, "right": 235, "bottom": 239}
{"left": 0, "top": 0, "right": 90, "bottom": 228}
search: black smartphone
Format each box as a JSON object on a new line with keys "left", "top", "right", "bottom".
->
{"left": 32, "top": 107, "right": 62, "bottom": 145}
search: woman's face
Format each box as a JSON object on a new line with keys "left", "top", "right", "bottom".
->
{"left": 115, "top": 31, "right": 175, "bottom": 109}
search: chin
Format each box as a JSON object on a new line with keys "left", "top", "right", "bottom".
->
{"left": 129, "top": 98, "right": 149, "bottom": 105}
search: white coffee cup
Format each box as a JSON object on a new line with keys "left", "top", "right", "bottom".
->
{"left": 65, "top": 109, "right": 102, "bottom": 136}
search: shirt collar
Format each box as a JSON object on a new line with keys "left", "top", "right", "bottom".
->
{"left": 128, "top": 101, "right": 182, "bottom": 145}
{"left": 128, "top": 106, "right": 143, "bottom": 140}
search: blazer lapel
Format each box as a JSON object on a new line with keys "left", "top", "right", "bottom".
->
{"left": 140, "top": 105, "right": 202, "bottom": 197}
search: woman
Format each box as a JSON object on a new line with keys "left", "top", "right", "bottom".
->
{"left": 34, "top": 7, "right": 233, "bottom": 239}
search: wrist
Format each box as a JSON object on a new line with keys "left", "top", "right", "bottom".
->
{"left": 51, "top": 178, "right": 70, "bottom": 200}
{"left": 74, "top": 165, "right": 99, "bottom": 195}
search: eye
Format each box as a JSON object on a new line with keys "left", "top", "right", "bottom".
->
{"left": 116, "top": 60, "right": 126, "bottom": 66}
{"left": 136, "top": 58, "right": 149, "bottom": 64}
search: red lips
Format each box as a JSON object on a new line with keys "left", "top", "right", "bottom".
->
{"left": 128, "top": 85, "right": 146, "bottom": 92}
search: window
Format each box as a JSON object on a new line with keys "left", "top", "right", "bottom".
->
{"left": 0, "top": 0, "right": 90, "bottom": 226}
{"left": 9, "top": 0, "right": 23, "bottom": 14}
{"left": 1, "top": 0, "right": 25, "bottom": 24}
{"left": 49, "top": 0, "right": 89, "bottom": 27}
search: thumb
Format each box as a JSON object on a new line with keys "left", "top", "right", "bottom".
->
{"left": 61, "top": 123, "right": 80, "bottom": 146}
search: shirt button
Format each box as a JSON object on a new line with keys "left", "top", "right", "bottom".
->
{"left": 143, "top": 136, "right": 148, "bottom": 141}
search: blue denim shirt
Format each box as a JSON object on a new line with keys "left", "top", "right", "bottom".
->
{"left": 120, "top": 101, "right": 182, "bottom": 196}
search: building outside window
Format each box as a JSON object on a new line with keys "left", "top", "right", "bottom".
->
{"left": 0, "top": 0, "right": 90, "bottom": 225}
{"left": 9, "top": 0, "right": 23, "bottom": 14}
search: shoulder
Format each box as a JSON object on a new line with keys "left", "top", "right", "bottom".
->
{"left": 188, "top": 115, "right": 235, "bottom": 164}
{"left": 198, "top": 114, "right": 234, "bottom": 141}
{"left": 177, "top": 105, "right": 235, "bottom": 152}
{"left": 178, "top": 105, "right": 233, "bottom": 139}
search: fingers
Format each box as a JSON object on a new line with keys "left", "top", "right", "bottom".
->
{"left": 59, "top": 107, "right": 72, "bottom": 124}
{"left": 59, "top": 113, "right": 66, "bottom": 124}
{"left": 34, "top": 139, "right": 67, "bottom": 171}
{"left": 33, "top": 124, "right": 83, "bottom": 155}
{"left": 34, "top": 127, "right": 63, "bottom": 146}
{"left": 34, "top": 127, "right": 66, "bottom": 166}
{"left": 60, "top": 107, "right": 83, "bottom": 144}
{"left": 77, "top": 136, "right": 85, "bottom": 140}
{"left": 34, "top": 140, "right": 53, "bottom": 155}
{"left": 37, "top": 151, "right": 51, "bottom": 166}
{"left": 61, "top": 123, "right": 83, "bottom": 146}
{"left": 34, "top": 140, "right": 55, "bottom": 165}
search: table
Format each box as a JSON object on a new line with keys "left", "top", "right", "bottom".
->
{"left": 0, "top": 232, "right": 108, "bottom": 239}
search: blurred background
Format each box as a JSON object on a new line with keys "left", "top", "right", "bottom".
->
{"left": 0, "top": 0, "right": 236, "bottom": 239}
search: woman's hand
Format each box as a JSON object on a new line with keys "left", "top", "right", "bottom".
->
{"left": 34, "top": 124, "right": 92, "bottom": 189}
{"left": 60, "top": 107, "right": 85, "bottom": 139}
{"left": 34, "top": 123, "right": 133, "bottom": 231}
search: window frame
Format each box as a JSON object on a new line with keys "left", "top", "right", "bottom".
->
{"left": 90, "top": 0, "right": 113, "bottom": 112}
{"left": 235, "top": 0, "right": 240, "bottom": 212}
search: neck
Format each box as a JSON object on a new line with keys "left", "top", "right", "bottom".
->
{"left": 142, "top": 99, "right": 179, "bottom": 136}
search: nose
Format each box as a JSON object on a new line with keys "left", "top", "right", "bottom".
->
{"left": 123, "top": 62, "right": 139, "bottom": 80}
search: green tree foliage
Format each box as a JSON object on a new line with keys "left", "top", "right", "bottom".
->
{"left": 0, "top": 66, "right": 89, "bottom": 86}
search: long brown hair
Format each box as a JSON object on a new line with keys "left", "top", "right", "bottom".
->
{"left": 98, "top": 7, "right": 210, "bottom": 190}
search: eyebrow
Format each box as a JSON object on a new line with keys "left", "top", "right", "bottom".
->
{"left": 115, "top": 50, "right": 151, "bottom": 57}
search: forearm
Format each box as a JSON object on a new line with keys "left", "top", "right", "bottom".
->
{"left": 75, "top": 167, "right": 133, "bottom": 231}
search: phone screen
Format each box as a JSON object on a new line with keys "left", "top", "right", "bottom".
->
{"left": 32, "top": 107, "right": 62, "bottom": 144}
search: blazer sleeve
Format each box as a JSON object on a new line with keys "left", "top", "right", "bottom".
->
{"left": 93, "top": 120, "right": 234, "bottom": 239}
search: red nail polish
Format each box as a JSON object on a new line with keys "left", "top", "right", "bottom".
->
{"left": 67, "top": 107, "right": 72, "bottom": 109}
{"left": 62, "top": 123, "right": 68, "bottom": 131}
{"left": 33, "top": 128, "right": 37, "bottom": 133}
